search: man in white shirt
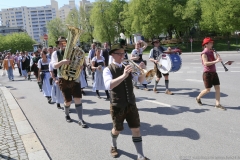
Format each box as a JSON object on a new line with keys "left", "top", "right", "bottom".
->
{"left": 51, "top": 36, "right": 87, "bottom": 128}
{"left": 103, "top": 45, "right": 149, "bottom": 160}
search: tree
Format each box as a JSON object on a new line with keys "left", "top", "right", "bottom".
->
{"left": 90, "top": 0, "right": 116, "bottom": 45}
{"left": 0, "top": 33, "right": 36, "bottom": 53}
{"left": 46, "top": 18, "right": 67, "bottom": 46}
{"left": 200, "top": 0, "right": 240, "bottom": 36}
{"left": 79, "top": 5, "right": 94, "bottom": 43}
{"left": 65, "top": 8, "right": 80, "bottom": 28}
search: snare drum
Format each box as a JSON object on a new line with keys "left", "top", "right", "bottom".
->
{"left": 159, "top": 53, "right": 182, "bottom": 74}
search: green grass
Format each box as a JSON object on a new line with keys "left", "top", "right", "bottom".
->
{"left": 142, "top": 38, "right": 240, "bottom": 54}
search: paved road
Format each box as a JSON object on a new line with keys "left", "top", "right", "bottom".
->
{"left": 0, "top": 53, "right": 239, "bottom": 160}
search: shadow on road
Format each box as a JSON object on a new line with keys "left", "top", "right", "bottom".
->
{"left": 70, "top": 108, "right": 109, "bottom": 117}
{"left": 172, "top": 87, "right": 228, "bottom": 99}
{"left": 89, "top": 122, "right": 200, "bottom": 140}
{"left": 117, "top": 149, "right": 136, "bottom": 159}
{"left": 139, "top": 105, "right": 209, "bottom": 115}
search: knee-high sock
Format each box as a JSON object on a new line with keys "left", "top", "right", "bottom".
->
{"left": 111, "top": 132, "right": 119, "bottom": 148}
{"left": 165, "top": 80, "right": 169, "bottom": 90}
{"left": 154, "top": 80, "right": 159, "bottom": 89}
{"left": 132, "top": 137, "right": 144, "bottom": 159}
{"left": 64, "top": 105, "right": 70, "bottom": 116}
{"left": 105, "top": 90, "right": 110, "bottom": 98}
{"left": 75, "top": 103, "right": 83, "bottom": 121}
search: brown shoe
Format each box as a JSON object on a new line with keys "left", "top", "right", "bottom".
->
{"left": 137, "top": 157, "right": 150, "bottom": 160}
{"left": 143, "top": 88, "right": 150, "bottom": 91}
{"left": 196, "top": 97, "right": 202, "bottom": 106}
{"left": 165, "top": 90, "right": 174, "bottom": 95}
{"left": 153, "top": 88, "right": 157, "bottom": 93}
{"left": 215, "top": 104, "right": 226, "bottom": 110}
{"left": 110, "top": 147, "right": 119, "bottom": 158}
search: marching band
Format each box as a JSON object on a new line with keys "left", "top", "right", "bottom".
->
{"left": 1, "top": 33, "right": 233, "bottom": 160}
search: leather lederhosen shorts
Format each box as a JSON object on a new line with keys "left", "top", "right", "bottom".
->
{"left": 110, "top": 104, "right": 140, "bottom": 131}
{"left": 58, "top": 78, "right": 82, "bottom": 103}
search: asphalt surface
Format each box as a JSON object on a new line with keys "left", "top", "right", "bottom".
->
{"left": 0, "top": 52, "right": 240, "bottom": 160}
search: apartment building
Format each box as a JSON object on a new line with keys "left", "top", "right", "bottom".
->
{"left": 79, "top": 0, "right": 92, "bottom": 13}
{"left": 0, "top": 0, "right": 58, "bottom": 42}
{"left": 59, "top": 0, "right": 76, "bottom": 23}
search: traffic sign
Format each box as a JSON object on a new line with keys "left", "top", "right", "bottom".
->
{"left": 43, "top": 34, "right": 48, "bottom": 40}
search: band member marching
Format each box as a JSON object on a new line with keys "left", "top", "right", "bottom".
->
{"left": 149, "top": 39, "right": 173, "bottom": 95}
{"left": 37, "top": 51, "right": 52, "bottom": 102}
{"left": 131, "top": 40, "right": 149, "bottom": 90}
{"left": 31, "top": 51, "right": 42, "bottom": 91}
{"left": 49, "top": 61, "right": 64, "bottom": 108}
{"left": 92, "top": 47, "right": 110, "bottom": 99}
{"left": 196, "top": 37, "right": 226, "bottom": 110}
{"left": 103, "top": 44, "right": 149, "bottom": 160}
{"left": 51, "top": 36, "right": 88, "bottom": 128}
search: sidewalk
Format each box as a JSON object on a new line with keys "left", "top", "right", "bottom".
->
{"left": 0, "top": 84, "right": 49, "bottom": 160}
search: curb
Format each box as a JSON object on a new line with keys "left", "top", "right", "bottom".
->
{"left": 0, "top": 84, "right": 50, "bottom": 160}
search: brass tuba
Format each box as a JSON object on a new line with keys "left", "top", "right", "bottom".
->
{"left": 60, "top": 25, "right": 85, "bottom": 81}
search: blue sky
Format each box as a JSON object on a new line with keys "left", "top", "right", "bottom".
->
{"left": 0, "top": 0, "right": 95, "bottom": 10}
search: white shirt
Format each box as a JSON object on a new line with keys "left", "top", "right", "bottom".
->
{"left": 131, "top": 48, "right": 143, "bottom": 57}
{"left": 37, "top": 58, "right": 51, "bottom": 69}
{"left": 51, "top": 51, "right": 58, "bottom": 68}
{"left": 92, "top": 56, "right": 105, "bottom": 63}
{"left": 49, "top": 62, "right": 54, "bottom": 72}
{"left": 8, "top": 59, "right": 11, "bottom": 67}
{"left": 108, "top": 55, "right": 113, "bottom": 65}
{"left": 103, "top": 61, "right": 122, "bottom": 90}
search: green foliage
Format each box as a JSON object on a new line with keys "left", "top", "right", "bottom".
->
{"left": 0, "top": 33, "right": 36, "bottom": 53}
{"left": 200, "top": 0, "right": 240, "bottom": 34}
{"left": 79, "top": 5, "right": 94, "bottom": 43}
{"left": 46, "top": 18, "right": 67, "bottom": 46}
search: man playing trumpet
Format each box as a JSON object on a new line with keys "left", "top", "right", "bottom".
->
{"left": 103, "top": 44, "right": 149, "bottom": 160}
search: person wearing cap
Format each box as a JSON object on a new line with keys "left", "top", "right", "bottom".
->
{"left": 103, "top": 44, "right": 149, "bottom": 160}
{"left": 51, "top": 36, "right": 88, "bottom": 128}
{"left": 131, "top": 40, "right": 149, "bottom": 90}
{"left": 149, "top": 39, "right": 173, "bottom": 95}
{"left": 196, "top": 37, "right": 226, "bottom": 110}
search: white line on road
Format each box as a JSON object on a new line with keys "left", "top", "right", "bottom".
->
{"left": 173, "top": 71, "right": 183, "bottom": 73}
{"left": 137, "top": 98, "right": 171, "bottom": 107}
{"left": 193, "top": 67, "right": 201, "bottom": 68}
{"left": 230, "top": 71, "right": 240, "bottom": 72}
{"left": 185, "top": 79, "right": 202, "bottom": 82}
{"left": 187, "top": 71, "right": 197, "bottom": 73}
{"left": 190, "top": 63, "right": 201, "bottom": 64}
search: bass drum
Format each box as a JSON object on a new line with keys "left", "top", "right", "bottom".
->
{"left": 159, "top": 53, "right": 182, "bottom": 74}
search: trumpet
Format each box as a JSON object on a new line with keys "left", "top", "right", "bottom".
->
{"left": 121, "top": 59, "right": 145, "bottom": 76}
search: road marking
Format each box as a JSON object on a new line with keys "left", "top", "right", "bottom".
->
{"left": 137, "top": 98, "right": 171, "bottom": 107}
{"left": 187, "top": 71, "right": 197, "bottom": 73}
{"left": 228, "top": 67, "right": 240, "bottom": 68}
{"left": 237, "top": 63, "right": 240, "bottom": 64}
{"left": 185, "top": 79, "right": 202, "bottom": 82}
{"left": 231, "top": 71, "right": 240, "bottom": 72}
{"left": 193, "top": 67, "right": 201, "bottom": 68}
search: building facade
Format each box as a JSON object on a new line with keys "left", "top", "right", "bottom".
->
{"left": 0, "top": 0, "right": 58, "bottom": 42}
{"left": 59, "top": 0, "right": 76, "bottom": 23}
{"left": 0, "top": 26, "right": 25, "bottom": 35}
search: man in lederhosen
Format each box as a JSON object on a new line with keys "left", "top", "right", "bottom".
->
{"left": 149, "top": 39, "right": 173, "bottom": 95}
{"left": 103, "top": 44, "right": 149, "bottom": 160}
{"left": 51, "top": 36, "right": 87, "bottom": 128}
